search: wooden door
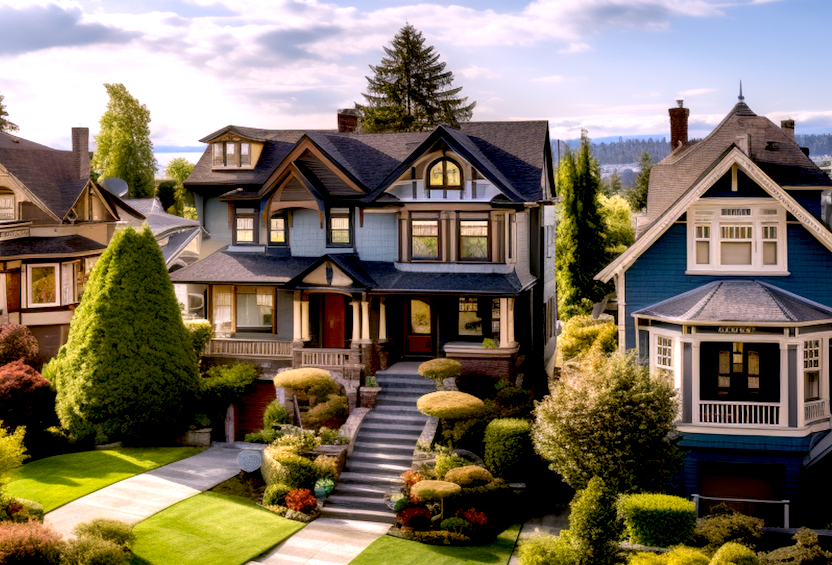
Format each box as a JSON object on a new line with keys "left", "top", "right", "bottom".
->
{"left": 323, "top": 294, "right": 345, "bottom": 348}
{"left": 406, "top": 298, "right": 433, "bottom": 355}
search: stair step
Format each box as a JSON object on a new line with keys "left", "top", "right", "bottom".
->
{"left": 356, "top": 432, "right": 421, "bottom": 444}
{"left": 331, "top": 483, "right": 390, "bottom": 496}
{"left": 376, "top": 387, "right": 436, "bottom": 396}
{"left": 363, "top": 412, "right": 427, "bottom": 424}
{"left": 375, "top": 378, "right": 434, "bottom": 388}
{"left": 339, "top": 471, "right": 404, "bottom": 485}
{"left": 372, "top": 403, "right": 424, "bottom": 412}
{"left": 320, "top": 506, "right": 395, "bottom": 524}
{"left": 349, "top": 451, "right": 413, "bottom": 465}
{"left": 345, "top": 461, "right": 412, "bottom": 474}
{"left": 360, "top": 422, "right": 425, "bottom": 433}
{"left": 326, "top": 494, "right": 389, "bottom": 511}
{"left": 353, "top": 441, "right": 415, "bottom": 453}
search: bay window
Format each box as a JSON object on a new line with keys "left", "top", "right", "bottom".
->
{"left": 804, "top": 339, "right": 821, "bottom": 401}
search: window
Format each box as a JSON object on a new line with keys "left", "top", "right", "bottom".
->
{"left": 688, "top": 204, "right": 785, "bottom": 272}
{"left": 28, "top": 264, "right": 59, "bottom": 307}
{"left": 212, "top": 285, "right": 232, "bottom": 335}
{"left": 656, "top": 335, "right": 673, "bottom": 378}
{"left": 459, "top": 216, "right": 489, "bottom": 261}
{"left": 427, "top": 158, "right": 462, "bottom": 198}
{"left": 804, "top": 339, "right": 821, "bottom": 401}
{"left": 234, "top": 209, "right": 256, "bottom": 244}
{"left": 0, "top": 192, "right": 14, "bottom": 220}
{"left": 410, "top": 214, "right": 440, "bottom": 260}
{"left": 458, "top": 297, "right": 482, "bottom": 336}
{"left": 491, "top": 298, "right": 501, "bottom": 336}
{"left": 327, "top": 208, "right": 352, "bottom": 247}
{"left": 507, "top": 213, "right": 516, "bottom": 261}
{"left": 236, "top": 287, "right": 273, "bottom": 332}
{"left": 240, "top": 143, "right": 250, "bottom": 166}
{"left": 269, "top": 213, "right": 288, "bottom": 245}
{"left": 60, "top": 262, "right": 81, "bottom": 304}
{"left": 212, "top": 141, "right": 253, "bottom": 168}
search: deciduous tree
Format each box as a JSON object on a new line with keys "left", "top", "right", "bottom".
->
{"left": 163, "top": 157, "right": 195, "bottom": 216}
{"left": 358, "top": 24, "right": 475, "bottom": 133}
{"left": 0, "top": 94, "right": 18, "bottom": 133}
{"left": 91, "top": 84, "right": 157, "bottom": 198}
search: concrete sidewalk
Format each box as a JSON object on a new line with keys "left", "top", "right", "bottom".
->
{"left": 45, "top": 445, "right": 248, "bottom": 538}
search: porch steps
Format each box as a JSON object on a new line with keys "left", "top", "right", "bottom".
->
{"left": 322, "top": 371, "right": 435, "bottom": 523}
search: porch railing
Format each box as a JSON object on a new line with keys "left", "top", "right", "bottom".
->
{"left": 698, "top": 401, "right": 780, "bottom": 426}
{"left": 692, "top": 494, "right": 789, "bottom": 528}
{"left": 207, "top": 338, "right": 293, "bottom": 358}
{"left": 299, "top": 348, "right": 357, "bottom": 370}
{"left": 804, "top": 399, "right": 827, "bottom": 424}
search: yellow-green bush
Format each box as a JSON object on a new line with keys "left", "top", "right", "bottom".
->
{"left": 617, "top": 493, "right": 695, "bottom": 548}
{"left": 444, "top": 465, "right": 494, "bottom": 487}
{"left": 518, "top": 533, "right": 576, "bottom": 565}
{"left": 629, "top": 547, "right": 709, "bottom": 565}
{"left": 710, "top": 542, "right": 760, "bottom": 565}
{"left": 261, "top": 446, "right": 319, "bottom": 490}
{"left": 558, "top": 315, "right": 617, "bottom": 361}
{"left": 484, "top": 418, "right": 532, "bottom": 480}
{"left": 417, "top": 391, "right": 485, "bottom": 419}
{"left": 302, "top": 395, "right": 349, "bottom": 428}
{"left": 411, "top": 480, "right": 461, "bottom": 501}
{"left": 693, "top": 508, "right": 763, "bottom": 553}
{"left": 313, "top": 455, "right": 341, "bottom": 481}
{"left": 418, "top": 358, "right": 462, "bottom": 382}
{"left": 274, "top": 368, "right": 339, "bottom": 403}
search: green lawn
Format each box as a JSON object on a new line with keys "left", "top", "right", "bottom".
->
{"left": 130, "top": 492, "right": 304, "bottom": 565}
{"left": 4, "top": 447, "right": 203, "bottom": 512}
{"left": 348, "top": 524, "right": 522, "bottom": 565}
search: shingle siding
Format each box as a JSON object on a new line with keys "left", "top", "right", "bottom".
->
{"left": 290, "top": 209, "right": 327, "bottom": 257}
{"left": 357, "top": 213, "right": 398, "bottom": 262}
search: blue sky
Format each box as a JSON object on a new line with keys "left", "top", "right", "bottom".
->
{"left": 0, "top": 0, "right": 829, "bottom": 165}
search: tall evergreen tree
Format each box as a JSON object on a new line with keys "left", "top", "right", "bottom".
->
{"left": 92, "top": 84, "right": 157, "bottom": 198}
{"left": 358, "top": 24, "right": 475, "bottom": 133}
{"left": 625, "top": 151, "right": 653, "bottom": 212}
{"left": 47, "top": 227, "right": 199, "bottom": 443}
{"left": 556, "top": 133, "right": 609, "bottom": 319}
{"left": 0, "top": 93, "right": 19, "bottom": 133}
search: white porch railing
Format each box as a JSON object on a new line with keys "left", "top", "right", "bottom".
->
{"left": 692, "top": 494, "right": 789, "bottom": 527}
{"left": 299, "top": 348, "right": 357, "bottom": 370}
{"left": 804, "top": 400, "right": 827, "bottom": 424}
{"left": 698, "top": 401, "right": 780, "bottom": 426}
{"left": 207, "top": 338, "right": 293, "bottom": 358}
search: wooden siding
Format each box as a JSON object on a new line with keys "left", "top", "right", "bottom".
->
{"left": 233, "top": 380, "right": 277, "bottom": 440}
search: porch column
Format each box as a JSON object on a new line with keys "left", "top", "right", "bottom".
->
{"left": 378, "top": 298, "right": 387, "bottom": 341}
{"left": 796, "top": 342, "right": 805, "bottom": 428}
{"left": 780, "top": 342, "right": 790, "bottom": 427}
{"left": 691, "top": 343, "right": 701, "bottom": 424}
{"left": 499, "top": 298, "right": 510, "bottom": 348}
{"left": 293, "top": 292, "right": 302, "bottom": 341}
{"left": 351, "top": 300, "right": 361, "bottom": 344}
{"left": 301, "top": 299, "right": 310, "bottom": 342}
{"left": 361, "top": 298, "right": 371, "bottom": 341}
{"left": 507, "top": 297, "right": 515, "bottom": 344}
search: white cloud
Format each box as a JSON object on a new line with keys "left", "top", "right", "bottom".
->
{"left": 678, "top": 87, "right": 716, "bottom": 97}
{"left": 558, "top": 42, "right": 591, "bottom": 54}
{"left": 458, "top": 65, "right": 500, "bottom": 80}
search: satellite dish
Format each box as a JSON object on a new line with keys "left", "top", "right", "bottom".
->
{"left": 101, "top": 177, "right": 129, "bottom": 197}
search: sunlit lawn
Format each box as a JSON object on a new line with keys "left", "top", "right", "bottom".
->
{"left": 4, "top": 447, "right": 203, "bottom": 512}
{"left": 130, "top": 492, "right": 304, "bottom": 565}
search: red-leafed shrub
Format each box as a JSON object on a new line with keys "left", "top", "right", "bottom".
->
{"left": 398, "top": 507, "right": 432, "bottom": 531}
{"left": 0, "top": 520, "right": 64, "bottom": 564}
{"left": 0, "top": 325, "right": 39, "bottom": 369}
{"left": 459, "top": 508, "right": 487, "bottom": 527}
{"left": 285, "top": 489, "right": 318, "bottom": 514}
{"left": 0, "top": 359, "right": 57, "bottom": 432}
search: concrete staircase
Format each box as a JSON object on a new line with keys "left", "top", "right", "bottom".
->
{"left": 322, "top": 370, "right": 435, "bottom": 523}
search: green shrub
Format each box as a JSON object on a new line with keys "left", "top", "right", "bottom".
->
{"left": 759, "top": 527, "right": 832, "bottom": 565}
{"left": 484, "top": 418, "right": 532, "bottom": 480}
{"left": 629, "top": 548, "right": 710, "bottom": 565}
{"left": 418, "top": 358, "right": 462, "bottom": 383}
{"left": 183, "top": 319, "right": 212, "bottom": 360}
{"left": 710, "top": 542, "right": 760, "bottom": 565}
{"left": 558, "top": 315, "right": 617, "bottom": 361}
{"left": 518, "top": 533, "right": 577, "bottom": 565}
{"left": 302, "top": 395, "right": 348, "bottom": 429}
{"left": 0, "top": 520, "right": 64, "bottom": 564}
{"left": 62, "top": 535, "right": 127, "bottom": 565}
{"left": 263, "top": 401, "right": 289, "bottom": 428}
{"left": 417, "top": 391, "right": 485, "bottom": 419}
{"left": 493, "top": 386, "right": 534, "bottom": 418}
{"left": 201, "top": 363, "right": 259, "bottom": 425}
{"left": 317, "top": 427, "right": 349, "bottom": 445}
{"left": 73, "top": 519, "right": 135, "bottom": 550}
{"left": 244, "top": 429, "right": 279, "bottom": 444}
{"left": 434, "top": 448, "right": 468, "bottom": 479}
{"left": 273, "top": 428, "right": 321, "bottom": 452}
{"left": 0, "top": 360, "right": 57, "bottom": 434}
{"left": 617, "top": 493, "right": 695, "bottom": 548}
{"left": 482, "top": 338, "right": 497, "bottom": 348}
{"left": 262, "top": 483, "right": 292, "bottom": 506}
{"left": 0, "top": 425, "right": 26, "bottom": 486}
{"left": 0, "top": 324, "right": 39, "bottom": 369}
{"left": 2, "top": 498, "right": 43, "bottom": 523}
{"left": 444, "top": 465, "right": 493, "bottom": 487}
{"left": 440, "top": 401, "right": 498, "bottom": 452}
{"left": 439, "top": 517, "right": 471, "bottom": 535}
{"left": 569, "top": 476, "right": 622, "bottom": 565}
{"left": 411, "top": 480, "right": 461, "bottom": 501}
{"left": 273, "top": 369, "right": 339, "bottom": 404}
{"left": 694, "top": 509, "right": 763, "bottom": 552}
{"left": 313, "top": 455, "right": 340, "bottom": 481}
{"left": 261, "top": 447, "right": 319, "bottom": 489}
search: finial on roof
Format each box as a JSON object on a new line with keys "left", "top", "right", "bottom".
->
{"left": 738, "top": 81, "right": 744, "bottom": 102}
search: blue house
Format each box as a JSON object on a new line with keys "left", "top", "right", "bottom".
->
{"left": 597, "top": 96, "right": 832, "bottom": 526}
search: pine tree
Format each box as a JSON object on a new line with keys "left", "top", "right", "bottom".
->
{"left": 556, "top": 133, "right": 609, "bottom": 319}
{"left": 92, "top": 84, "right": 157, "bottom": 198}
{"left": 47, "top": 227, "right": 199, "bottom": 443}
{"left": 625, "top": 151, "right": 653, "bottom": 212}
{"left": 0, "top": 93, "right": 19, "bottom": 133}
{"left": 359, "top": 24, "right": 475, "bottom": 133}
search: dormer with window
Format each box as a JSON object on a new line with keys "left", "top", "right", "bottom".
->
{"left": 207, "top": 131, "right": 264, "bottom": 170}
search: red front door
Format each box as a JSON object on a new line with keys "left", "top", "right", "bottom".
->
{"left": 323, "top": 294, "right": 345, "bottom": 348}
{"left": 406, "top": 298, "right": 433, "bottom": 355}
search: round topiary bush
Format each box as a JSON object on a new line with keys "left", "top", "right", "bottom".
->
{"left": 263, "top": 483, "right": 293, "bottom": 506}
{"left": 444, "top": 465, "right": 494, "bottom": 487}
{"left": 411, "top": 480, "right": 462, "bottom": 501}
{"left": 710, "top": 542, "right": 760, "bottom": 565}
{"left": 484, "top": 418, "right": 533, "bottom": 480}
{"left": 417, "top": 391, "right": 485, "bottom": 419}
{"left": 273, "top": 368, "right": 339, "bottom": 403}
{"left": 418, "top": 358, "right": 462, "bottom": 383}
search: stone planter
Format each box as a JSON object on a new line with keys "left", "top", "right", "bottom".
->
{"left": 359, "top": 386, "right": 382, "bottom": 408}
{"left": 177, "top": 427, "right": 213, "bottom": 447}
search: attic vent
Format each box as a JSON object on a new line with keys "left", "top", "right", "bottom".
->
{"left": 765, "top": 141, "right": 779, "bottom": 151}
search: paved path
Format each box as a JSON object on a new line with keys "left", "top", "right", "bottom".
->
{"left": 45, "top": 445, "right": 248, "bottom": 538}
{"left": 250, "top": 517, "right": 390, "bottom": 565}
{"left": 507, "top": 511, "right": 569, "bottom": 565}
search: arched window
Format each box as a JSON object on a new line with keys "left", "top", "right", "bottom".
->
{"left": 427, "top": 158, "right": 462, "bottom": 197}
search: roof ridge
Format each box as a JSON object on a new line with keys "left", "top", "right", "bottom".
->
{"left": 757, "top": 281, "right": 797, "bottom": 323}
{"left": 680, "top": 281, "right": 722, "bottom": 320}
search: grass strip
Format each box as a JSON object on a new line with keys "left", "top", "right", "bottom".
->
{"left": 130, "top": 491, "right": 304, "bottom": 565}
{"left": 5, "top": 447, "right": 203, "bottom": 512}
{"left": 348, "top": 524, "right": 522, "bottom": 565}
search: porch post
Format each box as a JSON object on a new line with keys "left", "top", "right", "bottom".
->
{"left": 797, "top": 341, "right": 805, "bottom": 428}
{"left": 507, "top": 297, "right": 515, "bottom": 344}
{"left": 293, "top": 292, "right": 302, "bottom": 341}
{"left": 361, "top": 298, "right": 370, "bottom": 341}
{"left": 301, "top": 298, "right": 310, "bottom": 342}
{"left": 692, "top": 343, "right": 700, "bottom": 424}
{"left": 351, "top": 300, "right": 360, "bottom": 344}
{"left": 780, "top": 342, "right": 789, "bottom": 427}
{"left": 499, "top": 298, "right": 510, "bottom": 348}
{"left": 378, "top": 297, "right": 387, "bottom": 341}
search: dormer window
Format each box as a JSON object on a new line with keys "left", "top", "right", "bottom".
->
{"left": 427, "top": 158, "right": 462, "bottom": 198}
{"left": 213, "top": 141, "right": 252, "bottom": 168}
{"left": 0, "top": 191, "right": 14, "bottom": 220}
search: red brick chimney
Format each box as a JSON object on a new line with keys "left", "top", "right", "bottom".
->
{"left": 669, "top": 100, "right": 689, "bottom": 151}
{"left": 337, "top": 109, "right": 359, "bottom": 133}
{"left": 72, "top": 127, "right": 90, "bottom": 180}
{"left": 781, "top": 119, "right": 795, "bottom": 141}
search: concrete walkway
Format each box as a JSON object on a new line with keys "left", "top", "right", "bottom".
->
{"left": 45, "top": 445, "right": 248, "bottom": 538}
{"left": 250, "top": 517, "right": 391, "bottom": 565}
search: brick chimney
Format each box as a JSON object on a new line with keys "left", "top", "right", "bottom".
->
{"left": 781, "top": 119, "right": 795, "bottom": 141}
{"left": 669, "top": 100, "right": 689, "bottom": 150}
{"left": 71, "top": 127, "right": 90, "bottom": 180}
{"left": 337, "top": 109, "right": 359, "bottom": 133}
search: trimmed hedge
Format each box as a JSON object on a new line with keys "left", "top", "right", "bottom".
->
{"left": 261, "top": 446, "right": 319, "bottom": 490}
{"left": 273, "top": 368, "right": 339, "bottom": 403}
{"left": 444, "top": 465, "right": 493, "bottom": 487}
{"left": 411, "top": 480, "right": 461, "bottom": 501}
{"left": 302, "top": 395, "right": 348, "bottom": 429}
{"left": 417, "top": 391, "right": 485, "bottom": 419}
{"left": 617, "top": 493, "right": 695, "bottom": 548}
{"left": 418, "top": 358, "right": 462, "bottom": 382}
{"left": 263, "top": 483, "right": 292, "bottom": 506}
{"left": 629, "top": 547, "right": 709, "bottom": 565}
{"left": 710, "top": 542, "right": 760, "bottom": 565}
{"left": 484, "top": 418, "right": 532, "bottom": 479}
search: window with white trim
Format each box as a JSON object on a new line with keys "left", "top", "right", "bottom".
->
{"left": 688, "top": 202, "right": 786, "bottom": 272}
{"left": 28, "top": 264, "right": 59, "bottom": 307}
{"left": 804, "top": 339, "right": 821, "bottom": 401}
{"left": 656, "top": 335, "right": 673, "bottom": 376}
{"left": 212, "top": 141, "right": 252, "bottom": 168}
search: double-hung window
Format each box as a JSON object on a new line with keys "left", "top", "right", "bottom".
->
{"left": 410, "top": 213, "right": 440, "bottom": 260}
{"left": 269, "top": 212, "right": 288, "bottom": 246}
{"left": 234, "top": 209, "right": 256, "bottom": 244}
{"left": 0, "top": 192, "right": 15, "bottom": 220}
{"left": 459, "top": 214, "right": 490, "bottom": 261}
{"left": 327, "top": 208, "right": 352, "bottom": 247}
{"left": 804, "top": 339, "right": 821, "bottom": 401}
{"left": 655, "top": 335, "right": 674, "bottom": 379}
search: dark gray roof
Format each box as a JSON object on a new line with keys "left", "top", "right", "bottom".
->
{"left": 633, "top": 280, "right": 832, "bottom": 324}
{"left": 0, "top": 235, "right": 105, "bottom": 258}
{"left": 160, "top": 228, "right": 200, "bottom": 265}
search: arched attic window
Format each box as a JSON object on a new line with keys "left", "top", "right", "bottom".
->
{"left": 427, "top": 158, "right": 462, "bottom": 198}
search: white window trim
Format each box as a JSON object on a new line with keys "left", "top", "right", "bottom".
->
{"left": 803, "top": 338, "right": 822, "bottom": 401}
{"left": 686, "top": 200, "right": 788, "bottom": 275}
{"left": 27, "top": 263, "right": 61, "bottom": 308}
{"left": 649, "top": 330, "right": 681, "bottom": 390}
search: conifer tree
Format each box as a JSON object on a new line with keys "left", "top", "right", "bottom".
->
{"left": 625, "top": 151, "right": 653, "bottom": 212}
{"left": 556, "top": 133, "right": 609, "bottom": 319}
{"left": 359, "top": 24, "right": 475, "bottom": 133}
{"left": 48, "top": 227, "right": 199, "bottom": 443}
{"left": 0, "top": 93, "right": 19, "bottom": 133}
{"left": 92, "top": 84, "right": 157, "bottom": 198}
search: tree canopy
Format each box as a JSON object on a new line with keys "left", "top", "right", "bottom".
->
{"left": 0, "top": 93, "right": 19, "bottom": 133}
{"left": 91, "top": 84, "right": 157, "bottom": 198}
{"left": 625, "top": 151, "right": 653, "bottom": 212}
{"left": 48, "top": 226, "right": 199, "bottom": 443}
{"left": 358, "top": 24, "right": 475, "bottom": 133}
{"left": 161, "top": 157, "right": 195, "bottom": 216}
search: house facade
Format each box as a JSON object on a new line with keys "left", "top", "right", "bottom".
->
{"left": 597, "top": 97, "right": 832, "bottom": 525}
{"left": 172, "top": 116, "right": 557, "bottom": 386}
